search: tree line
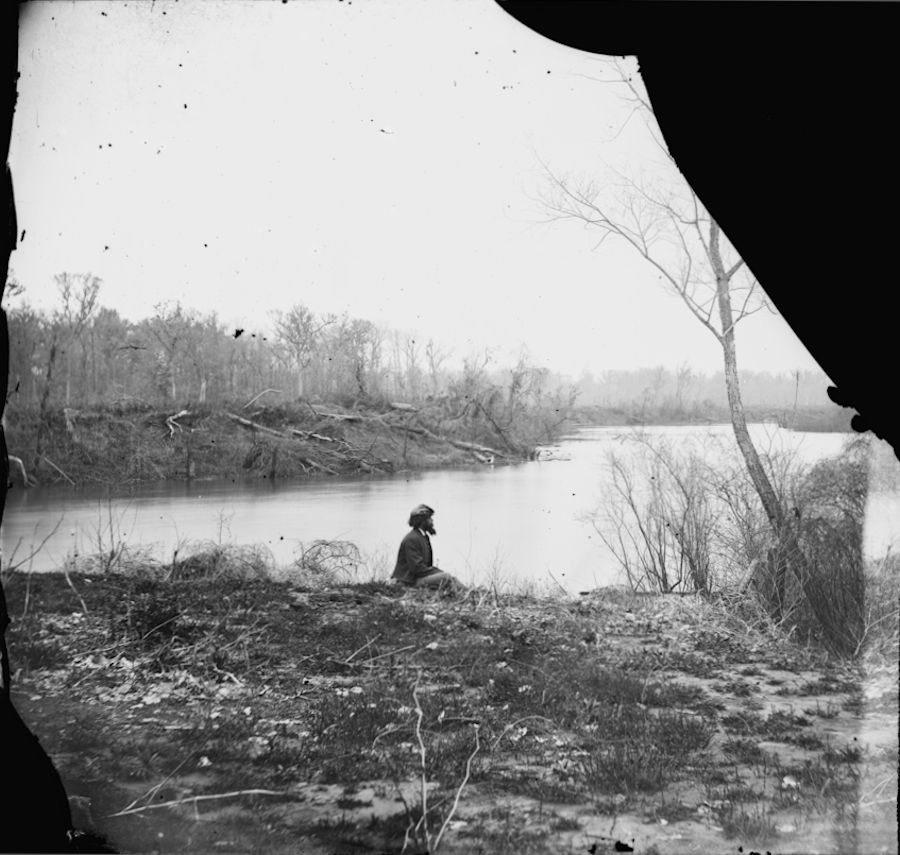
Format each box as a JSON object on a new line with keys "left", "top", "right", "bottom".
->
{"left": 5, "top": 274, "right": 837, "bottom": 425}
{"left": 3, "top": 274, "right": 574, "bottom": 426}
{"left": 575, "top": 365, "right": 837, "bottom": 414}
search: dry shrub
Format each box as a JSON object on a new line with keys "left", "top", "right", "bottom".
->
{"left": 593, "top": 435, "right": 719, "bottom": 594}
{"left": 292, "top": 539, "right": 362, "bottom": 582}
{"left": 597, "top": 432, "right": 875, "bottom": 657}
{"left": 757, "top": 438, "right": 868, "bottom": 656}
{"left": 859, "top": 553, "right": 900, "bottom": 662}
{"left": 66, "top": 544, "right": 162, "bottom": 577}
{"left": 168, "top": 540, "right": 274, "bottom": 581}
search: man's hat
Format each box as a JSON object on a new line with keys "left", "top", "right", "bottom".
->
{"left": 408, "top": 504, "right": 434, "bottom": 526}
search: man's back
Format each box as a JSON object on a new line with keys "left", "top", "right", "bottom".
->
{"left": 392, "top": 528, "right": 434, "bottom": 584}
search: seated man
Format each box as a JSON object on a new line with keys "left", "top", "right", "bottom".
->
{"left": 392, "top": 504, "right": 463, "bottom": 590}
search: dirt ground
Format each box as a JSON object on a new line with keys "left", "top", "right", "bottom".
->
{"left": 6, "top": 571, "right": 898, "bottom": 855}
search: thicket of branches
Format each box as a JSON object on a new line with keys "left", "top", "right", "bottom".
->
{"left": 592, "top": 434, "right": 872, "bottom": 656}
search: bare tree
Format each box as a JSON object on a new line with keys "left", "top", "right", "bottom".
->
{"left": 673, "top": 361, "right": 696, "bottom": 415}
{"left": 148, "top": 301, "right": 188, "bottom": 402}
{"left": 403, "top": 335, "right": 424, "bottom": 401}
{"left": 425, "top": 338, "right": 451, "bottom": 396}
{"left": 273, "top": 304, "right": 334, "bottom": 399}
{"left": 54, "top": 273, "right": 101, "bottom": 406}
{"left": 539, "top": 65, "right": 792, "bottom": 551}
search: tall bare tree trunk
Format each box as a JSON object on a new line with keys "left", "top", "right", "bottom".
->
{"left": 715, "top": 297, "right": 783, "bottom": 529}
{"left": 710, "top": 222, "right": 793, "bottom": 614}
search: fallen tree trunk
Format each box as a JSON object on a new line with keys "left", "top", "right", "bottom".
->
{"left": 224, "top": 412, "right": 286, "bottom": 438}
{"left": 38, "top": 455, "right": 74, "bottom": 486}
{"left": 302, "top": 457, "right": 339, "bottom": 475}
{"left": 291, "top": 429, "right": 336, "bottom": 443}
{"left": 386, "top": 421, "right": 508, "bottom": 459}
{"left": 315, "top": 411, "right": 364, "bottom": 422}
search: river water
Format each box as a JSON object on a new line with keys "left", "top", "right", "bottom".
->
{"left": 2, "top": 424, "right": 896, "bottom": 592}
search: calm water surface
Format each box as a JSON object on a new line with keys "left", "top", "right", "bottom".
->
{"left": 2, "top": 424, "right": 894, "bottom": 592}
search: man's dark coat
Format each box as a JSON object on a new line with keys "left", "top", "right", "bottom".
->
{"left": 392, "top": 528, "right": 439, "bottom": 585}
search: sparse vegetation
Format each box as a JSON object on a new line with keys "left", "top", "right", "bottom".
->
{"left": 3, "top": 551, "right": 894, "bottom": 854}
{"left": 589, "top": 431, "right": 891, "bottom": 665}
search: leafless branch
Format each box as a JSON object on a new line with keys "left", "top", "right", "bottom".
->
{"left": 242, "top": 389, "right": 281, "bottom": 410}
{"left": 432, "top": 723, "right": 480, "bottom": 851}
{"left": 107, "top": 789, "right": 286, "bottom": 818}
{"left": 725, "top": 258, "right": 745, "bottom": 280}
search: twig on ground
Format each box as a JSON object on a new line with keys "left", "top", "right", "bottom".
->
{"left": 490, "top": 715, "right": 555, "bottom": 753}
{"left": 117, "top": 753, "right": 196, "bottom": 814}
{"left": 433, "top": 723, "right": 481, "bottom": 851}
{"left": 372, "top": 723, "right": 409, "bottom": 748}
{"left": 359, "top": 644, "right": 416, "bottom": 665}
{"left": 106, "top": 789, "right": 287, "bottom": 817}
{"left": 73, "top": 613, "right": 181, "bottom": 658}
{"left": 211, "top": 665, "right": 245, "bottom": 686}
{"left": 345, "top": 634, "right": 382, "bottom": 664}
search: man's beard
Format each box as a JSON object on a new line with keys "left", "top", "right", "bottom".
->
{"left": 422, "top": 519, "right": 437, "bottom": 535}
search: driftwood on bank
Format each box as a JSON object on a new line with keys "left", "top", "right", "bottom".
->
{"left": 166, "top": 410, "right": 191, "bottom": 437}
{"left": 385, "top": 420, "right": 507, "bottom": 460}
{"left": 301, "top": 457, "right": 339, "bottom": 475}
{"left": 315, "top": 411, "right": 364, "bottom": 423}
{"left": 39, "top": 456, "right": 76, "bottom": 486}
{"left": 223, "top": 404, "right": 512, "bottom": 474}
{"left": 224, "top": 412, "right": 286, "bottom": 438}
{"left": 291, "top": 429, "right": 335, "bottom": 443}
{"left": 224, "top": 410, "right": 393, "bottom": 474}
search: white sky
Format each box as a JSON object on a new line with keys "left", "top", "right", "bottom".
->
{"left": 9, "top": 0, "right": 824, "bottom": 378}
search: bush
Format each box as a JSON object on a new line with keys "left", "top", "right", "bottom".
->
{"left": 591, "top": 435, "right": 719, "bottom": 594}
{"left": 168, "top": 541, "right": 274, "bottom": 581}
{"left": 595, "top": 431, "right": 875, "bottom": 657}
{"left": 764, "top": 438, "right": 868, "bottom": 656}
{"left": 112, "top": 583, "right": 181, "bottom": 647}
{"left": 7, "top": 617, "right": 66, "bottom": 673}
{"left": 292, "top": 539, "right": 362, "bottom": 582}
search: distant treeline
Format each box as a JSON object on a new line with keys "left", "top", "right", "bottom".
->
{"left": 6, "top": 274, "right": 574, "bottom": 413}
{"left": 575, "top": 364, "right": 835, "bottom": 411}
{"left": 5, "top": 274, "right": 847, "bottom": 433}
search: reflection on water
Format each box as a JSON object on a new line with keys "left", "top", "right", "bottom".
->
{"left": 1, "top": 424, "right": 893, "bottom": 592}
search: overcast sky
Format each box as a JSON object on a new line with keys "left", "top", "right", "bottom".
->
{"left": 9, "top": 0, "right": 824, "bottom": 379}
